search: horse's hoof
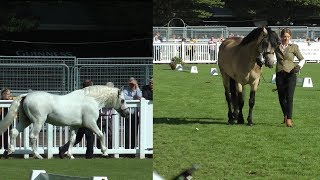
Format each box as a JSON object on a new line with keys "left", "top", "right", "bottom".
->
{"left": 34, "top": 154, "right": 43, "bottom": 159}
{"left": 228, "top": 120, "right": 237, "bottom": 125}
{"left": 237, "top": 120, "right": 245, "bottom": 124}
{"left": 102, "top": 153, "right": 108, "bottom": 157}
{"left": 3, "top": 150, "right": 9, "bottom": 159}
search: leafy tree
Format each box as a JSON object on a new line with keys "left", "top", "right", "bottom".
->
{"left": 153, "top": 0, "right": 224, "bottom": 26}
{"left": 225, "top": 0, "right": 320, "bottom": 26}
{"left": 0, "top": 2, "right": 39, "bottom": 33}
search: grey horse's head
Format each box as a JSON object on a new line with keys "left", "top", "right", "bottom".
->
{"left": 114, "top": 88, "right": 130, "bottom": 119}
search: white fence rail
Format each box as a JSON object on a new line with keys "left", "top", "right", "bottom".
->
{"left": 153, "top": 42, "right": 320, "bottom": 64}
{"left": 0, "top": 99, "right": 153, "bottom": 159}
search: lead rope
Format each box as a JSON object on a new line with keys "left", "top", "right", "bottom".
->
{"left": 260, "top": 72, "right": 278, "bottom": 92}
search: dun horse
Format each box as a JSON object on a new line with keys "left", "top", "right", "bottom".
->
{"left": 0, "top": 85, "right": 130, "bottom": 159}
{"left": 218, "top": 27, "right": 280, "bottom": 125}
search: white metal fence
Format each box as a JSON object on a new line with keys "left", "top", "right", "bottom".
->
{"left": 153, "top": 42, "right": 219, "bottom": 63}
{"left": 0, "top": 56, "right": 153, "bottom": 95}
{"left": 153, "top": 26, "right": 320, "bottom": 41}
{"left": 153, "top": 42, "right": 320, "bottom": 64}
{"left": 0, "top": 99, "right": 153, "bottom": 159}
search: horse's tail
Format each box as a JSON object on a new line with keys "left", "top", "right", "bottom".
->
{"left": 229, "top": 78, "right": 238, "bottom": 107}
{"left": 0, "top": 94, "right": 27, "bottom": 134}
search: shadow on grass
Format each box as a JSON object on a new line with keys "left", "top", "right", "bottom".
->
{"left": 154, "top": 117, "right": 227, "bottom": 125}
{"left": 161, "top": 68, "right": 192, "bottom": 73}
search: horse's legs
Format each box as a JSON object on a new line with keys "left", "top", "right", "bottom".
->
{"left": 66, "top": 128, "right": 77, "bottom": 159}
{"left": 7, "top": 118, "right": 31, "bottom": 156}
{"left": 86, "top": 123, "right": 108, "bottom": 156}
{"left": 247, "top": 91, "right": 256, "bottom": 126}
{"left": 221, "top": 72, "right": 235, "bottom": 124}
{"left": 236, "top": 84, "right": 245, "bottom": 124}
{"left": 247, "top": 81, "right": 259, "bottom": 126}
{"left": 29, "top": 122, "right": 44, "bottom": 159}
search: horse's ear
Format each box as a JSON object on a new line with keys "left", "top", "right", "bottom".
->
{"left": 118, "top": 86, "right": 124, "bottom": 96}
{"left": 262, "top": 27, "right": 268, "bottom": 36}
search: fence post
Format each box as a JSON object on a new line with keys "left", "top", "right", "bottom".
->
{"left": 113, "top": 109, "right": 120, "bottom": 158}
{"left": 139, "top": 98, "right": 146, "bottom": 159}
{"left": 182, "top": 41, "right": 185, "bottom": 62}
{"left": 23, "top": 126, "right": 30, "bottom": 159}
{"left": 45, "top": 124, "right": 53, "bottom": 159}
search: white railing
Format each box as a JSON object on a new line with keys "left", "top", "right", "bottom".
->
{"left": 0, "top": 99, "right": 153, "bottom": 159}
{"left": 153, "top": 42, "right": 219, "bottom": 64}
{"left": 153, "top": 42, "right": 320, "bottom": 63}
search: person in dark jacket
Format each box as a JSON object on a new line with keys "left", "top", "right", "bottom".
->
{"left": 59, "top": 80, "right": 95, "bottom": 159}
{"left": 142, "top": 78, "right": 153, "bottom": 100}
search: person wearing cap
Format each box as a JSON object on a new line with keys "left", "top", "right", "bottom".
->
{"left": 142, "top": 77, "right": 153, "bottom": 100}
{"left": 123, "top": 77, "right": 142, "bottom": 151}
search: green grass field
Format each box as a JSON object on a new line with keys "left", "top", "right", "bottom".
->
{"left": 0, "top": 157, "right": 152, "bottom": 180}
{"left": 154, "top": 63, "right": 320, "bottom": 179}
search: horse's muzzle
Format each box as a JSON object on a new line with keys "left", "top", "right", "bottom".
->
{"left": 121, "top": 108, "right": 130, "bottom": 119}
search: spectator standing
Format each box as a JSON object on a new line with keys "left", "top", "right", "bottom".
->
{"left": 59, "top": 80, "right": 95, "bottom": 159}
{"left": 123, "top": 77, "right": 142, "bottom": 150}
{"left": 97, "top": 82, "right": 114, "bottom": 149}
{"left": 142, "top": 77, "right": 153, "bottom": 100}
{"left": 179, "top": 38, "right": 187, "bottom": 60}
{"left": 153, "top": 35, "right": 161, "bottom": 61}
{"left": 188, "top": 38, "right": 197, "bottom": 61}
{"left": 0, "top": 88, "right": 13, "bottom": 155}
{"left": 208, "top": 36, "right": 215, "bottom": 61}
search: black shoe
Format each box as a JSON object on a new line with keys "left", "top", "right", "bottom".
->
{"left": 58, "top": 147, "right": 64, "bottom": 159}
{"left": 3, "top": 150, "right": 9, "bottom": 159}
{"left": 85, "top": 156, "right": 93, "bottom": 159}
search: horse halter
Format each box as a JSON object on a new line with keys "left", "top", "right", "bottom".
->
{"left": 256, "top": 34, "right": 274, "bottom": 66}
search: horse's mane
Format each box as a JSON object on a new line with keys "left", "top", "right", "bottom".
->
{"left": 239, "top": 28, "right": 264, "bottom": 46}
{"left": 83, "top": 85, "right": 119, "bottom": 105}
{"left": 266, "top": 28, "right": 281, "bottom": 48}
{"left": 239, "top": 27, "right": 280, "bottom": 47}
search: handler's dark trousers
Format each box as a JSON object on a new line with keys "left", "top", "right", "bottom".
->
{"left": 276, "top": 71, "right": 297, "bottom": 119}
{"left": 60, "top": 127, "right": 94, "bottom": 158}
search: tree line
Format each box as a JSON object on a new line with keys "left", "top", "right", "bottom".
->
{"left": 153, "top": 0, "right": 320, "bottom": 26}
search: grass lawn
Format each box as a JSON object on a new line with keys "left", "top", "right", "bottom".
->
{"left": 153, "top": 63, "right": 320, "bottom": 179}
{"left": 0, "top": 157, "right": 152, "bottom": 180}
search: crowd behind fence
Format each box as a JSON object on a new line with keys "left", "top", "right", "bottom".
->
{"left": 153, "top": 26, "right": 320, "bottom": 63}
{"left": 0, "top": 56, "right": 153, "bottom": 159}
{"left": 0, "top": 56, "right": 153, "bottom": 95}
{"left": 153, "top": 26, "right": 320, "bottom": 42}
